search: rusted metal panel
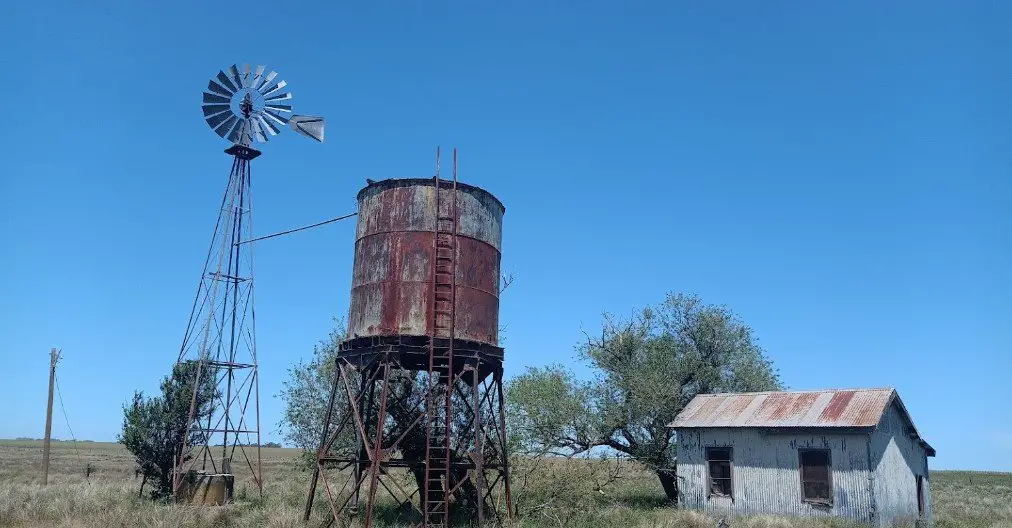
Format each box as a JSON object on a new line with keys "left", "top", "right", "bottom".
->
{"left": 820, "top": 390, "right": 857, "bottom": 421}
{"left": 346, "top": 178, "right": 504, "bottom": 346}
{"left": 669, "top": 389, "right": 895, "bottom": 429}
{"left": 355, "top": 178, "right": 503, "bottom": 249}
{"left": 676, "top": 428, "right": 873, "bottom": 522}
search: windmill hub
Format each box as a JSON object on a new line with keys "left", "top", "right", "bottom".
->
{"left": 239, "top": 92, "right": 254, "bottom": 118}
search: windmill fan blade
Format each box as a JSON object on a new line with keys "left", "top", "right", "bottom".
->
{"left": 261, "top": 80, "right": 287, "bottom": 97}
{"left": 265, "top": 91, "right": 292, "bottom": 103}
{"left": 289, "top": 115, "right": 325, "bottom": 142}
{"left": 265, "top": 103, "right": 292, "bottom": 113}
{"left": 264, "top": 109, "right": 290, "bottom": 125}
{"left": 214, "top": 114, "right": 238, "bottom": 138}
{"left": 202, "top": 104, "right": 230, "bottom": 117}
{"left": 227, "top": 118, "right": 246, "bottom": 142}
{"left": 228, "top": 65, "right": 243, "bottom": 90}
{"left": 257, "top": 114, "right": 280, "bottom": 136}
{"left": 203, "top": 92, "right": 230, "bottom": 105}
{"left": 207, "top": 79, "right": 233, "bottom": 98}
{"left": 251, "top": 119, "right": 268, "bottom": 142}
{"left": 252, "top": 65, "right": 265, "bottom": 88}
{"left": 216, "top": 70, "right": 237, "bottom": 93}
{"left": 241, "top": 64, "right": 251, "bottom": 87}
{"left": 258, "top": 71, "right": 277, "bottom": 91}
{"left": 206, "top": 110, "right": 233, "bottom": 128}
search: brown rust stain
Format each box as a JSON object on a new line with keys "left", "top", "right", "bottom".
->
{"left": 849, "top": 393, "right": 890, "bottom": 426}
{"left": 789, "top": 392, "right": 819, "bottom": 419}
{"left": 756, "top": 393, "right": 795, "bottom": 421}
{"left": 819, "top": 390, "right": 857, "bottom": 422}
{"left": 723, "top": 394, "right": 754, "bottom": 422}
{"left": 687, "top": 395, "right": 725, "bottom": 424}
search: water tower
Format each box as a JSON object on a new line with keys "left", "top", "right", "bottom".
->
{"left": 305, "top": 150, "right": 512, "bottom": 528}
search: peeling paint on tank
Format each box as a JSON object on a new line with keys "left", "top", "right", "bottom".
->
{"left": 346, "top": 178, "right": 504, "bottom": 346}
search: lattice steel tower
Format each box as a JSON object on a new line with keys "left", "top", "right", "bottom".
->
{"left": 172, "top": 64, "right": 324, "bottom": 498}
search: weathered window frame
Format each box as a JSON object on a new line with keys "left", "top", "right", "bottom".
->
{"left": 798, "top": 448, "right": 833, "bottom": 505}
{"left": 705, "top": 447, "right": 734, "bottom": 499}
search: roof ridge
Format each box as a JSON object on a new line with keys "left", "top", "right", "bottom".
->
{"left": 694, "top": 387, "right": 896, "bottom": 397}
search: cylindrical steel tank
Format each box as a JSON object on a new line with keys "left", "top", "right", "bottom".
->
{"left": 346, "top": 178, "right": 504, "bottom": 348}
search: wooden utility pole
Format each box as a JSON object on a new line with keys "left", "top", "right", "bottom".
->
{"left": 42, "top": 347, "right": 59, "bottom": 485}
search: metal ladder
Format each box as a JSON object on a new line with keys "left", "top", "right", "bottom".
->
{"left": 424, "top": 148, "right": 458, "bottom": 527}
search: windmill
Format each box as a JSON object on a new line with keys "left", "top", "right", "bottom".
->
{"left": 172, "top": 64, "right": 324, "bottom": 501}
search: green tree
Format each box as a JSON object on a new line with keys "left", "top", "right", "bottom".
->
{"left": 277, "top": 320, "right": 348, "bottom": 467}
{"left": 119, "top": 360, "right": 216, "bottom": 499}
{"left": 507, "top": 292, "right": 782, "bottom": 500}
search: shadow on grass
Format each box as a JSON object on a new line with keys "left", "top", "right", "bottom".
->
{"left": 613, "top": 491, "right": 677, "bottom": 511}
{"left": 362, "top": 501, "right": 509, "bottom": 527}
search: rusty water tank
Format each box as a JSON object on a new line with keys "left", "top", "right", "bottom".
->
{"left": 346, "top": 178, "right": 504, "bottom": 348}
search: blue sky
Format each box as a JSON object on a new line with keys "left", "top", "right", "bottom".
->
{"left": 1, "top": 1, "right": 1009, "bottom": 471}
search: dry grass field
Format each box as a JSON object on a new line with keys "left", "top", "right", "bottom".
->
{"left": 1, "top": 440, "right": 1009, "bottom": 528}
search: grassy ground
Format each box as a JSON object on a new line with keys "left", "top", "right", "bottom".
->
{"left": 0, "top": 440, "right": 1008, "bottom": 528}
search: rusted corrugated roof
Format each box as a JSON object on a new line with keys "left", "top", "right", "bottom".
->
{"left": 668, "top": 388, "right": 896, "bottom": 429}
{"left": 669, "top": 388, "right": 935, "bottom": 456}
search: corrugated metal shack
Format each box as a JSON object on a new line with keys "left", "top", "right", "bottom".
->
{"left": 669, "top": 388, "right": 935, "bottom": 527}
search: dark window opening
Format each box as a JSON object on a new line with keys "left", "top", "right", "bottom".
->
{"left": 706, "top": 447, "right": 733, "bottom": 498}
{"left": 917, "top": 475, "right": 925, "bottom": 515}
{"left": 799, "top": 449, "right": 832, "bottom": 504}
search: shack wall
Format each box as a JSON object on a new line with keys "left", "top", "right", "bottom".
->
{"left": 676, "top": 428, "right": 873, "bottom": 522}
{"left": 870, "top": 403, "right": 932, "bottom": 526}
